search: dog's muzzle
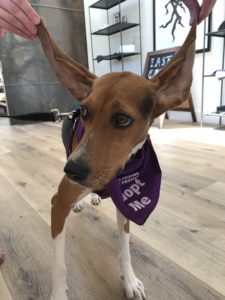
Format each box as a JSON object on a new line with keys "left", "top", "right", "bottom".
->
{"left": 64, "top": 158, "right": 90, "bottom": 184}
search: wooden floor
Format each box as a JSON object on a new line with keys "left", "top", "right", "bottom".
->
{"left": 0, "top": 118, "right": 225, "bottom": 300}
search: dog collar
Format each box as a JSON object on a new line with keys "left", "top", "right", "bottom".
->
{"left": 67, "top": 117, "right": 162, "bottom": 225}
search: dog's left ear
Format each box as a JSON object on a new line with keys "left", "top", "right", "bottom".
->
{"left": 37, "top": 20, "right": 97, "bottom": 101}
{"left": 151, "top": 24, "right": 196, "bottom": 118}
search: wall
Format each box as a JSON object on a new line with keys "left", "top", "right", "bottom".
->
{"left": 84, "top": 0, "right": 225, "bottom": 125}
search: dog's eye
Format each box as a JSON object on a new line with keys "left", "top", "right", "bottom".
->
{"left": 112, "top": 114, "right": 133, "bottom": 128}
{"left": 80, "top": 106, "right": 89, "bottom": 121}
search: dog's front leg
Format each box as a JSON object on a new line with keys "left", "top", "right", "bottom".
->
{"left": 51, "top": 214, "right": 67, "bottom": 300}
{"left": 117, "top": 210, "right": 146, "bottom": 300}
{"left": 51, "top": 175, "right": 88, "bottom": 300}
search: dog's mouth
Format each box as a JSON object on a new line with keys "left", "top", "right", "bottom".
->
{"left": 64, "top": 158, "right": 91, "bottom": 186}
{"left": 64, "top": 158, "right": 123, "bottom": 190}
{"left": 66, "top": 175, "right": 106, "bottom": 191}
{"left": 66, "top": 173, "right": 88, "bottom": 186}
{"left": 65, "top": 169, "right": 121, "bottom": 191}
{"left": 65, "top": 171, "right": 93, "bottom": 189}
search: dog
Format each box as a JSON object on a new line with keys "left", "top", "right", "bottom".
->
{"left": 35, "top": 1, "right": 212, "bottom": 298}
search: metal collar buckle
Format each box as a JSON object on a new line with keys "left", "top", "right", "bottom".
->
{"left": 51, "top": 108, "right": 80, "bottom": 122}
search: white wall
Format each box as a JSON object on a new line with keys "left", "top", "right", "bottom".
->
{"left": 84, "top": 0, "right": 225, "bottom": 125}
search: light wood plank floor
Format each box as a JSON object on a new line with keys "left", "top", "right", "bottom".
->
{"left": 0, "top": 118, "right": 225, "bottom": 300}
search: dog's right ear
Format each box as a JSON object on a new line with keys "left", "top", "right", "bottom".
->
{"left": 150, "top": 24, "right": 196, "bottom": 118}
{"left": 37, "top": 20, "right": 97, "bottom": 101}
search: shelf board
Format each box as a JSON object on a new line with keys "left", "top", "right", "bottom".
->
{"left": 90, "top": 0, "right": 126, "bottom": 10}
{"left": 204, "top": 74, "right": 225, "bottom": 80}
{"left": 92, "top": 22, "right": 139, "bottom": 36}
{"left": 94, "top": 52, "right": 141, "bottom": 62}
{"left": 204, "top": 112, "right": 225, "bottom": 117}
{"left": 206, "top": 30, "right": 225, "bottom": 37}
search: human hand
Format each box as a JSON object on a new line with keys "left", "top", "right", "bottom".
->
{"left": 182, "top": 0, "right": 217, "bottom": 25}
{"left": 198, "top": 0, "right": 217, "bottom": 24}
{"left": 0, "top": 0, "right": 40, "bottom": 39}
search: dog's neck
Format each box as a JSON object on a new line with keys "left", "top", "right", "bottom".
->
{"left": 127, "top": 138, "right": 146, "bottom": 162}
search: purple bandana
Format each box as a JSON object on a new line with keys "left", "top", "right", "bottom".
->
{"left": 66, "top": 119, "right": 162, "bottom": 225}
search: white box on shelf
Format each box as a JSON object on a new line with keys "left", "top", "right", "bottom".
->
{"left": 119, "top": 44, "right": 135, "bottom": 53}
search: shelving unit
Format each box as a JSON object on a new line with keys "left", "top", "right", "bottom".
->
{"left": 89, "top": 0, "right": 142, "bottom": 74}
{"left": 201, "top": 25, "right": 225, "bottom": 125}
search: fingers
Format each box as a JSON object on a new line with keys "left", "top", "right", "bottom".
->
{"left": 183, "top": 0, "right": 217, "bottom": 25}
{"left": 198, "top": 0, "right": 217, "bottom": 24}
{"left": 0, "top": 27, "right": 5, "bottom": 36}
{"left": 0, "top": 0, "right": 40, "bottom": 39}
{"left": 12, "top": 0, "right": 40, "bottom": 24}
{"left": 0, "top": 0, "right": 38, "bottom": 34}
{"left": 182, "top": 0, "right": 200, "bottom": 25}
{"left": 0, "top": 7, "right": 35, "bottom": 39}
{"left": 0, "top": 17, "right": 35, "bottom": 39}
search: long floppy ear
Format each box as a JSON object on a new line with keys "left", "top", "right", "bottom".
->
{"left": 152, "top": 24, "right": 196, "bottom": 118}
{"left": 37, "top": 20, "right": 97, "bottom": 101}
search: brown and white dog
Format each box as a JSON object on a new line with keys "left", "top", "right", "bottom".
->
{"left": 36, "top": 1, "right": 215, "bottom": 299}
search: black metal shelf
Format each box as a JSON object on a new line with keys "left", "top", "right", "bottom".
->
{"left": 92, "top": 22, "right": 139, "bottom": 36}
{"left": 94, "top": 52, "right": 141, "bottom": 62}
{"left": 206, "top": 30, "right": 225, "bottom": 38}
{"left": 90, "top": 0, "right": 126, "bottom": 10}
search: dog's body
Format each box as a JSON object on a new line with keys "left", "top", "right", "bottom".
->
{"left": 35, "top": 1, "right": 214, "bottom": 298}
{"left": 37, "top": 21, "right": 196, "bottom": 300}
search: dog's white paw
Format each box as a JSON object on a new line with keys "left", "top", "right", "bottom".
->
{"left": 121, "top": 274, "right": 146, "bottom": 300}
{"left": 90, "top": 193, "right": 101, "bottom": 206}
{"left": 73, "top": 200, "right": 84, "bottom": 213}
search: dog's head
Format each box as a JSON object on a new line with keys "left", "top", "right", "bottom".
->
{"left": 37, "top": 20, "right": 196, "bottom": 190}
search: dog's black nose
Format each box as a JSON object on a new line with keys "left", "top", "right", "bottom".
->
{"left": 64, "top": 158, "right": 90, "bottom": 183}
